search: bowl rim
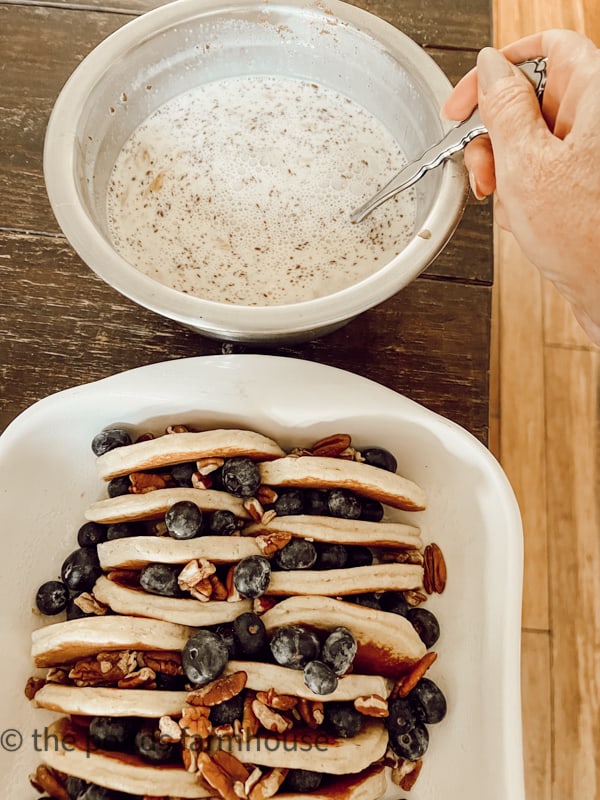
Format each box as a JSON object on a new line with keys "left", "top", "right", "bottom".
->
{"left": 43, "top": 0, "right": 468, "bottom": 337}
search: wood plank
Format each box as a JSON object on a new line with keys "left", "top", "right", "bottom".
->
{"left": 9, "top": 0, "right": 491, "bottom": 50}
{"left": 521, "top": 630, "right": 552, "bottom": 800}
{"left": 497, "top": 229, "right": 549, "bottom": 631}
{"left": 543, "top": 282, "right": 600, "bottom": 350}
{"left": 545, "top": 347, "right": 600, "bottom": 798}
{"left": 0, "top": 229, "right": 491, "bottom": 441}
{"left": 0, "top": 4, "right": 492, "bottom": 285}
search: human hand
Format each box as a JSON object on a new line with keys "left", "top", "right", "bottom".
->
{"left": 442, "top": 30, "right": 600, "bottom": 343}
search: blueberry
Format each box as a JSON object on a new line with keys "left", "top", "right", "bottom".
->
{"left": 304, "top": 660, "right": 338, "bottom": 695}
{"left": 327, "top": 489, "right": 361, "bottom": 519}
{"left": 407, "top": 607, "right": 440, "bottom": 648}
{"left": 282, "top": 770, "right": 323, "bottom": 792}
{"left": 106, "top": 522, "right": 145, "bottom": 540}
{"left": 345, "top": 546, "right": 373, "bottom": 568}
{"left": 274, "top": 490, "right": 304, "bottom": 516}
{"left": 408, "top": 678, "right": 447, "bottom": 724}
{"left": 155, "top": 672, "right": 188, "bottom": 691}
{"left": 66, "top": 776, "right": 88, "bottom": 799}
{"left": 321, "top": 627, "right": 357, "bottom": 675}
{"left": 379, "top": 592, "right": 409, "bottom": 617}
{"left": 324, "top": 702, "right": 363, "bottom": 738}
{"left": 387, "top": 697, "right": 417, "bottom": 735}
{"left": 349, "top": 593, "right": 381, "bottom": 610}
{"left": 140, "top": 564, "right": 182, "bottom": 597}
{"left": 304, "top": 489, "right": 330, "bottom": 516}
{"left": 91, "top": 428, "right": 132, "bottom": 456}
{"left": 135, "top": 723, "right": 174, "bottom": 764}
{"left": 360, "top": 447, "right": 398, "bottom": 473}
{"left": 61, "top": 547, "right": 102, "bottom": 593}
{"left": 274, "top": 539, "right": 317, "bottom": 570}
{"left": 208, "top": 510, "right": 238, "bottom": 536}
{"left": 359, "top": 498, "right": 384, "bottom": 522}
{"left": 35, "top": 580, "right": 68, "bottom": 615}
{"left": 182, "top": 630, "right": 229, "bottom": 686}
{"left": 165, "top": 501, "right": 203, "bottom": 539}
{"left": 215, "top": 622, "right": 238, "bottom": 658}
{"left": 107, "top": 476, "right": 131, "bottom": 498}
{"left": 221, "top": 457, "right": 260, "bottom": 497}
{"left": 77, "top": 522, "right": 108, "bottom": 547}
{"left": 269, "top": 625, "right": 320, "bottom": 669}
{"left": 210, "top": 692, "right": 245, "bottom": 726}
{"left": 233, "top": 556, "right": 271, "bottom": 598}
{"left": 89, "top": 716, "right": 137, "bottom": 751}
{"left": 233, "top": 612, "right": 267, "bottom": 658}
{"left": 171, "top": 462, "right": 197, "bottom": 487}
{"left": 315, "top": 543, "right": 347, "bottom": 570}
{"left": 388, "top": 722, "right": 429, "bottom": 760}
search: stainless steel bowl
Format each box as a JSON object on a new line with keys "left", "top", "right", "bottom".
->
{"left": 44, "top": 0, "right": 467, "bottom": 343}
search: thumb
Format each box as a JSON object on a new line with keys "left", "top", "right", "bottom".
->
{"left": 476, "top": 47, "right": 549, "bottom": 154}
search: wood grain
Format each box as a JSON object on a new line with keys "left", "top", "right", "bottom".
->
{"left": 521, "top": 631, "right": 552, "bottom": 800}
{"left": 545, "top": 347, "right": 600, "bottom": 798}
{"left": 0, "top": 229, "right": 491, "bottom": 440}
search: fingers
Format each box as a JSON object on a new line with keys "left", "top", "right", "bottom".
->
{"left": 463, "top": 137, "right": 495, "bottom": 197}
{"left": 440, "top": 69, "right": 478, "bottom": 121}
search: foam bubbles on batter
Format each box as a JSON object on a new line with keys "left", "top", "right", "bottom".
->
{"left": 107, "top": 76, "right": 416, "bottom": 306}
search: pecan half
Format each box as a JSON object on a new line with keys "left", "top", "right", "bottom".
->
{"left": 117, "top": 667, "right": 156, "bottom": 689}
{"left": 187, "top": 671, "right": 247, "bottom": 707}
{"left": 180, "top": 705, "right": 212, "bottom": 739}
{"left": 129, "top": 472, "right": 167, "bottom": 493}
{"left": 391, "top": 758, "right": 423, "bottom": 790}
{"left": 256, "top": 485, "right": 278, "bottom": 505}
{"left": 393, "top": 652, "right": 438, "bottom": 698}
{"left": 423, "top": 543, "right": 447, "bottom": 594}
{"left": 142, "top": 650, "right": 183, "bottom": 676}
{"left": 72, "top": 592, "right": 109, "bottom": 616}
{"left": 310, "top": 433, "right": 352, "bottom": 457}
{"left": 197, "top": 753, "right": 240, "bottom": 800}
{"left": 242, "top": 691, "right": 260, "bottom": 739}
{"left": 212, "top": 750, "right": 251, "bottom": 783}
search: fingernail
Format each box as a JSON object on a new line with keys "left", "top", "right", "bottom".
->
{"left": 469, "top": 171, "right": 486, "bottom": 201}
{"left": 477, "top": 47, "right": 514, "bottom": 93}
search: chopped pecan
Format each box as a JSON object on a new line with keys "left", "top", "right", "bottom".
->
{"left": 253, "top": 596, "right": 278, "bottom": 615}
{"left": 187, "top": 671, "right": 247, "bottom": 707}
{"left": 296, "top": 698, "right": 324, "bottom": 728}
{"left": 244, "top": 767, "right": 263, "bottom": 797}
{"left": 379, "top": 549, "right": 424, "bottom": 565}
{"left": 141, "top": 650, "right": 183, "bottom": 676}
{"left": 197, "top": 753, "right": 240, "bottom": 800}
{"left": 226, "top": 566, "right": 243, "bottom": 602}
{"left": 179, "top": 559, "right": 217, "bottom": 593}
{"left": 255, "top": 532, "right": 291, "bottom": 556}
{"left": 353, "top": 694, "right": 389, "bottom": 718}
{"left": 166, "top": 424, "right": 189, "bottom": 433}
{"left": 117, "top": 667, "right": 156, "bottom": 689}
{"left": 197, "top": 456, "right": 225, "bottom": 475}
{"left": 256, "top": 689, "right": 297, "bottom": 711}
{"left": 391, "top": 758, "right": 423, "bottom": 790}
{"left": 242, "top": 691, "right": 260, "bottom": 740}
{"left": 45, "top": 668, "right": 69, "bottom": 685}
{"left": 423, "top": 543, "right": 447, "bottom": 594}
{"left": 261, "top": 509, "right": 277, "bottom": 525}
{"left": 249, "top": 768, "right": 289, "bottom": 800}
{"left": 243, "top": 498, "right": 265, "bottom": 523}
{"left": 24, "top": 676, "right": 46, "bottom": 700}
{"left": 129, "top": 472, "right": 167, "bottom": 493}
{"left": 209, "top": 574, "right": 228, "bottom": 601}
{"left": 159, "top": 715, "right": 182, "bottom": 743}
{"left": 393, "top": 652, "right": 438, "bottom": 698}
{"left": 310, "top": 433, "right": 352, "bottom": 457}
{"left": 29, "top": 765, "right": 69, "bottom": 800}
{"left": 192, "top": 471, "right": 213, "bottom": 490}
{"left": 99, "top": 650, "right": 139, "bottom": 676}
{"left": 72, "top": 592, "right": 109, "bottom": 616}
{"left": 256, "top": 485, "right": 278, "bottom": 505}
{"left": 212, "top": 750, "right": 251, "bottom": 783}
{"left": 403, "top": 589, "right": 428, "bottom": 607}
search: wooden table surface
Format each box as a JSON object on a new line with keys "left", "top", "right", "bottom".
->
{"left": 0, "top": 0, "right": 491, "bottom": 441}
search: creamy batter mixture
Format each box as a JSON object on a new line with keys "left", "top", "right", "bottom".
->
{"left": 107, "top": 76, "right": 416, "bottom": 305}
